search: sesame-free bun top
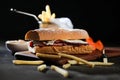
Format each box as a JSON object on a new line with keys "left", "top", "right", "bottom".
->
{"left": 25, "top": 28, "right": 89, "bottom": 40}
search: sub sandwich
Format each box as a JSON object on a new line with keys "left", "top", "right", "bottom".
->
{"left": 24, "top": 5, "right": 103, "bottom": 65}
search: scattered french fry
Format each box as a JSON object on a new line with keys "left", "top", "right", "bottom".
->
{"left": 62, "top": 63, "right": 71, "bottom": 69}
{"left": 36, "top": 53, "right": 61, "bottom": 59}
{"left": 79, "top": 62, "right": 114, "bottom": 66}
{"left": 13, "top": 60, "right": 44, "bottom": 65}
{"left": 68, "top": 60, "right": 78, "bottom": 65}
{"left": 37, "top": 64, "right": 47, "bottom": 72}
{"left": 58, "top": 53, "right": 94, "bottom": 68}
{"left": 68, "top": 60, "right": 114, "bottom": 66}
{"left": 51, "top": 65, "right": 69, "bottom": 77}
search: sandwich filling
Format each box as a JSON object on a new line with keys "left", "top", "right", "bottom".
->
{"left": 28, "top": 39, "right": 94, "bottom": 54}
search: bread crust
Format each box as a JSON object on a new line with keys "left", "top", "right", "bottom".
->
{"left": 34, "top": 45, "right": 94, "bottom": 54}
{"left": 25, "top": 28, "right": 89, "bottom": 40}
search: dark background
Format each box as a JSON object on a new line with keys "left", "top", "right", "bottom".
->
{"left": 0, "top": 0, "right": 120, "bottom": 46}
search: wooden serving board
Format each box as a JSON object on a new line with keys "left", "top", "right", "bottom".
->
{"left": 54, "top": 47, "right": 120, "bottom": 65}
{"left": 105, "top": 47, "right": 120, "bottom": 57}
{"left": 14, "top": 47, "right": 120, "bottom": 65}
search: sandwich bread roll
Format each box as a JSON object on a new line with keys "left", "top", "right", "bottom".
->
{"left": 25, "top": 28, "right": 89, "bottom": 40}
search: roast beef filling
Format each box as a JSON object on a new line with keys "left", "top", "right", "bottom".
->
{"left": 29, "top": 39, "right": 88, "bottom": 47}
{"left": 28, "top": 39, "right": 97, "bottom": 54}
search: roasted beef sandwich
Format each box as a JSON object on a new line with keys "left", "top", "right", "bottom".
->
{"left": 25, "top": 28, "right": 102, "bottom": 65}
{"left": 24, "top": 5, "right": 103, "bottom": 65}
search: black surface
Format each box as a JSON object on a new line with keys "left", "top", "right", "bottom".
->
{"left": 1, "top": 1, "right": 120, "bottom": 79}
{"left": 1, "top": 40, "right": 120, "bottom": 80}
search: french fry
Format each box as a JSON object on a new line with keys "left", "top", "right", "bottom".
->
{"left": 62, "top": 63, "right": 71, "bottom": 69}
{"left": 68, "top": 60, "right": 114, "bottom": 66}
{"left": 79, "top": 62, "right": 114, "bottom": 66}
{"left": 37, "top": 64, "right": 47, "bottom": 72}
{"left": 13, "top": 60, "right": 44, "bottom": 65}
{"left": 68, "top": 60, "right": 78, "bottom": 65}
{"left": 51, "top": 13, "right": 56, "bottom": 19}
{"left": 51, "top": 65, "right": 69, "bottom": 77}
{"left": 38, "top": 5, "right": 56, "bottom": 23}
{"left": 58, "top": 53, "right": 94, "bottom": 68}
{"left": 41, "top": 11, "right": 46, "bottom": 22}
{"left": 36, "top": 53, "right": 61, "bottom": 59}
{"left": 38, "top": 14, "right": 42, "bottom": 20}
{"left": 45, "top": 5, "right": 51, "bottom": 19}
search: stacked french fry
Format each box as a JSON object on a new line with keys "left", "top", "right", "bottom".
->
{"left": 38, "top": 5, "right": 56, "bottom": 23}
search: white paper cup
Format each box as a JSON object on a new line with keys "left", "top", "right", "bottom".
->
{"left": 6, "top": 40, "right": 28, "bottom": 54}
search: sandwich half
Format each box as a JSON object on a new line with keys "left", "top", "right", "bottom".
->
{"left": 25, "top": 28, "right": 102, "bottom": 65}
